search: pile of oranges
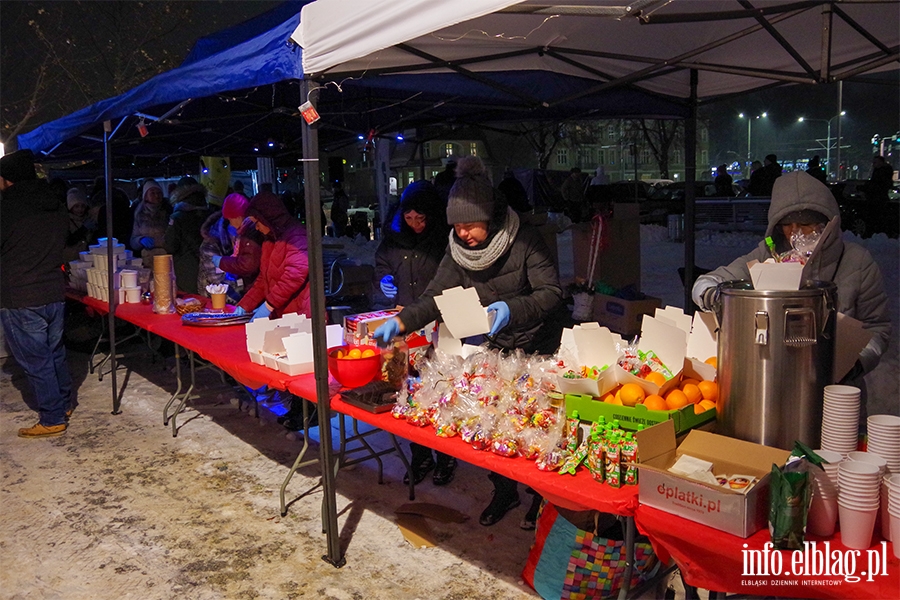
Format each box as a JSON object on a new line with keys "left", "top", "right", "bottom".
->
{"left": 601, "top": 356, "right": 718, "bottom": 414}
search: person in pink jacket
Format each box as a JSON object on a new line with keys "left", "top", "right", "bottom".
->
{"left": 233, "top": 191, "right": 310, "bottom": 320}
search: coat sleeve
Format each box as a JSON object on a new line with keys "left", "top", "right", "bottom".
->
{"left": 265, "top": 240, "right": 308, "bottom": 312}
{"left": 374, "top": 242, "right": 393, "bottom": 282}
{"left": 396, "top": 251, "right": 461, "bottom": 332}
{"left": 692, "top": 242, "right": 768, "bottom": 304}
{"left": 851, "top": 250, "right": 891, "bottom": 373}
{"left": 163, "top": 216, "right": 180, "bottom": 254}
{"left": 219, "top": 236, "right": 261, "bottom": 279}
{"left": 504, "top": 231, "right": 562, "bottom": 328}
{"left": 237, "top": 242, "right": 267, "bottom": 311}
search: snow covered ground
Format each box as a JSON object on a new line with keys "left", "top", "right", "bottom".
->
{"left": 640, "top": 225, "right": 899, "bottom": 417}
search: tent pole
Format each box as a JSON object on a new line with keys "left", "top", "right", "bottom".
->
{"left": 683, "top": 70, "right": 698, "bottom": 312}
{"left": 103, "top": 121, "right": 121, "bottom": 414}
{"left": 300, "top": 78, "right": 344, "bottom": 568}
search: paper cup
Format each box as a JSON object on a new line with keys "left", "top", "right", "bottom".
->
{"left": 808, "top": 491, "right": 839, "bottom": 537}
{"left": 210, "top": 293, "right": 227, "bottom": 310}
{"left": 838, "top": 503, "right": 878, "bottom": 549}
{"left": 891, "top": 515, "right": 900, "bottom": 559}
{"left": 124, "top": 287, "right": 141, "bottom": 303}
{"left": 120, "top": 269, "right": 138, "bottom": 288}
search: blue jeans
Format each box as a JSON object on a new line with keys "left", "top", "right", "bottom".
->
{"left": 1, "top": 302, "right": 72, "bottom": 426}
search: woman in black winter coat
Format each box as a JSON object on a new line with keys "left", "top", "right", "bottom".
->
{"left": 165, "top": 176, "right": 211, "bottom": 295}
{"left": 374, "top": 181, "right": 455, "bottom": 486}
{"left": 373, "top": 156, "right": 563, "bottom": 529}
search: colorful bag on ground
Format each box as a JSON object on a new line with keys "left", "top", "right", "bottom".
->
{"left": 522, "top": 503, "right": 659, "bottom": 600}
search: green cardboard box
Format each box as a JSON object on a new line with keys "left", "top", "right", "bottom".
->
{"left": 564, "top": 393, "right": 715, "bottom": 433}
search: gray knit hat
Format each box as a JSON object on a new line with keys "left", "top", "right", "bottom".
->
{"left": 446, "top": 156, "right": 494, "bottom": 225}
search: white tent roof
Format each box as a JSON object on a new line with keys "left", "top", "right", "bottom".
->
{"left": 294, "top": 0, "right": 899, "bottom": 100}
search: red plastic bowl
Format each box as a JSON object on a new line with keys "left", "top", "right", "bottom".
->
{"left": 327, "top": 345, "right": 382, "bottom": 388}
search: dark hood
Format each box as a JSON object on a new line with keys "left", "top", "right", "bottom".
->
{"left": 170, "top": 182, "right": 208, "bottom": 208}
{"left": 246, "top": 191, "right": 295, "bottom": 239}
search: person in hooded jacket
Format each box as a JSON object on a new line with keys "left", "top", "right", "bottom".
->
{"left": 374, "top": 180, "right": 457, "bottom": 485}
{"left": 130, "top": 179, "right": 171, "bottom": 267}
{"left": 233, "top": 191, "right": 310, "bottom": 320}
{"left": 693, "top": 171, "right": 890, "bottom": 416}
{"left": 0, "top": 150, "right": 74, "bottom": 438}
{"left": 373, "top": 156, "right": 563, "bottom": 528}
{"left": 207, "top": 193, "right": 262, "bottom": 302}
{"left": 165, "top": 176, "right": 211, "bottom": 295}
{"left": 63, "top": 187, "right": 95, "bottom": 263}
{"left": 198, "top": 200, "right": 238, "bottom": 298}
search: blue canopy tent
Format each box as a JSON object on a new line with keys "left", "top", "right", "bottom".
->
{"left": 17, "top": 0, "right": 898, "bottom": 570}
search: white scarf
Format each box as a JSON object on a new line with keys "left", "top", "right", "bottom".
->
{"left": 449, "top": 208, "right": 519, "bottom": 271}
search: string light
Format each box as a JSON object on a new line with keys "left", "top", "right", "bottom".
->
{"left": 430, "top": 14, "right": 559, "bottom": 42}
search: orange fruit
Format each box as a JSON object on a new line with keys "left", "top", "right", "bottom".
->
{"left": 336, "top": 350, "right": 345, "bottom": 359}
{"left": 619, "top": 383, "right": 646, "bottom": 407}
{"left": 705, "top": 356, "right": 717, "bottom": 369}
{"left": 361, "top": 349, "right": 376, "bottom": 358}
{"left": 682, "top": 383, "right": 702, "bottom": 404}
{"left": 680, "top": 378, "right": 700, "bottom": 390}
{"left": 605, "top": 392, "right": 623, "bottom": 405}
{"left": 665, "top": 389, "right": 690, "bottom": 410}
{"left": 348, "top": 348, "right": 362, "bottom": 359}
{"left": 644, "top": 372, "right": 667, "bottom": 387}
{"left": 697, "top": 399, "right": 717, "bottom": 413}
{"left": 643, "top": 394, "right": 668, "bottom": 411}
{"left": 698, "top": 380, "right": 718, "bottom": 402}
{"left": 600, "top": 390, "right": 615, "bottom": 403}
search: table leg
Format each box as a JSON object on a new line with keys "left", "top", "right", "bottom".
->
{"left": 280, "top": 400, "right": 323, "bottom": 517}
{"left": 616, "top": 515, "right": 636, "bottom": 600}
{"left": 389, "top": 434, "right": 415, "bottom": 501}
{"left": 89, "top": 314, "right": 109, "bottom": 377}
{"left": 162, "top": 344, "right": 184, "bottom": 425}
{"left": 162, "top": 345, "right": 197, "bottom": 437}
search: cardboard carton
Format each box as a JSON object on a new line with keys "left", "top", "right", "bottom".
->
{"left": 565, "top": 393, "right": 715, "bottom": 433}
{"left": 343, "top": 309, "right": 435, "bottom": 348}
{"left": 433, "top": 286, "right": 495, "bottom": 339}
{"left": 593, "top": 293, "right": 662, "bottom": 338}
{"left": 635, "top": 420, "right": 791, "bottom": 537}
{"left": 276, "top": 325, "right": 344, "bottom": 376}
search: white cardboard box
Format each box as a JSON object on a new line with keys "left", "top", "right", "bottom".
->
{"left": 433, "top": 286, "right": 495, "bottom": 339}
{"left": 636, "top": 420, "right": 790, "bottom": 537}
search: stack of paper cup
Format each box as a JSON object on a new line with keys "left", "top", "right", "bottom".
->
{"left": 808, "top": 449, "right": 843, "bottom": 537}
{"left": 152, "top": 255, "right": 176, "bottom": 314}
{"left": 848, "top": 452, "right": 890, "bottom": 541}
{"left": 866, "top": 414, "right": 900, "bottom": 473}
{"left": 837, "top": 461, "right": 881, "bottom": 549}
{"left": 886, "top": 475, "right": 900, "bottom": 558}
{"left": 820, "top": 385, "right": 861, "bottom": 454}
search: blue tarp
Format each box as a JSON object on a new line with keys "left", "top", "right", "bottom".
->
{"left": 18, "top": 1, "right": 309, "bottom": 154}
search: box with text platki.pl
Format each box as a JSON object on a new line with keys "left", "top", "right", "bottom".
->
{"left": 635, "top": 420, "right": 791, "bottom": 537}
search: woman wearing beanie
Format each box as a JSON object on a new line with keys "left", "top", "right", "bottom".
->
{"left": 233, "top": 191, "right": 310, "bottom": 320}
{"left": 373, "top": 156, "right": 563, "bottom": 527}
{"left": 201, "top": 193, "right": 263, "bottom": 301}
{"left": 374, "top": 180, "right": 456, "bottom": 486}
{"left": 130, "top": 178, "right": 171, "bottom": 267}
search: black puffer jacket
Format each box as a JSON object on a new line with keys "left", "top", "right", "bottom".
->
{"left": 397, "top": 225, "right": 562, "bottom": 354}
{"left": 1, "top": 179, "right": 68, "bottom": 308}
{"left": 164, "top": 183, "right": 210, "bottom": 294}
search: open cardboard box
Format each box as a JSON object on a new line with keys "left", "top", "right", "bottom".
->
{"left": 433, "top": 286, "right": 495, "bottom": 339}
{"left": 555, "top": 323, "right": 623, "bottom": 396}
{"left": 343, "top": 308, "right": 436, "bottom": 349}
{"left": 276, "top": 325, "right": 343, "bottom": 376}
{"left": 635, "top": 420, "right": 791, "bottom": 537}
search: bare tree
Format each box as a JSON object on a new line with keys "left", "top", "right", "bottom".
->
{"left": 518, "top": 121, "right": 566, "bottom": 170}
{"left": 626, "top": 119, "right": 683, "bottom": 179}
{"left": 1, "top": 1, "right": 274, "bottom": 148}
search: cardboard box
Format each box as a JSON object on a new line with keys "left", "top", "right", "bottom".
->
{"left": 556, "top": 203, "right": 641, "bottom": 290}
{"left": 434, "top": 286, "right": 495, "bottom": 339}
{"left": 593, "top": 293, "right": 661, "bottom": 338}
{"left": 343, "top": 309, "right": 435, "bottom": 349}
{"left": 565, "top": 393, "right": 715, "bottom": 433}
{"left": 635, "top": 420, "right": 791, "bottom": 537}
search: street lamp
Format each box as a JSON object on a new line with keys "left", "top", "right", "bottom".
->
{"left": 739, "top": 112, "right": 768, "bottom": 177}
{"left": 797, "top": 111, "right": 846, "bottom": 181}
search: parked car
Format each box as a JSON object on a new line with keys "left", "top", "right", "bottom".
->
{"left": 830, "top": 181, "right": 899, "bottom": 238}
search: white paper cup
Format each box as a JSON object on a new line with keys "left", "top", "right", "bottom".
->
{"left": 120, "top": 269, "right": 138, "bottom": 288}
{"left": 825, "top": 384, "right": 861, "bottom": 395}
{"left": 809, "top": 491, "right": 839, "bottom": 537}
{"left": 838, "top": 503, "right": 878, "bottom": 549}
{"left": 840, "top": 461, "right": 881, "bottom": 477}
{"left": 124, "top": 287, "right": 141, "bottom": 303}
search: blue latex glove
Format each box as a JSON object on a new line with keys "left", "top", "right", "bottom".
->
{"left": 372, "top": 318, "right": 401, "bottom": 347}
{"left": 380, "top": 275, "right": 398, "bottom": 299}
{"left": 211, "top": 255, "right": 222, "bottom": 268}
{"left": 140, "top": 236, "right": 155, "bottom": 250}
{"left": 487, "top": 301, "right": 510, "bottom": 337}
{"left": 232, "top": 306, "right": 247, "bottom": 316}
{"left": 251, "top": 303, "right": 272, "bottom": 322}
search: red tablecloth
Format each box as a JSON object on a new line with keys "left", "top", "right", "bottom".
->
{"left": 635, "top": 505, "right": 900, "bottom": 599}
{"left": 287, "top": 382, "right": 640, "bottom": 516}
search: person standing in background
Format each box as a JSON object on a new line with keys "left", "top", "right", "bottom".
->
{"left": 210, "top": 193, "right": 263, "bottom": 302}
{"left": 748, "top": 154, "right": 782, "bottom": 196}
{"left": 714, "top": 164, "right": 734, "bottom": 197}
{"left": 374, "top": 181, "right": 456, "bottom": 485}
{"left": 806, "top": 155, "right": 827, "bottom": 184}
{"left": 165, "top": 176, "right": 211, "bottom": 295}
{"left": 130, "top": 179, "right": 170, "bottom": 267}
{"left": 0, "top": 150, "right": 74, "bottom": 438}
{"left": 865, "top": 155, "right": 895, "bottom": 204}
{"left": 63, "top": 187, "right": 95, "bottom": 263}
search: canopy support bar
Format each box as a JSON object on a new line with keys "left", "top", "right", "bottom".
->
{"left": 103, "top": 121, "right": 121, "bottom": 415}
{"left": 683, "top": 70, "right": 698, "bottom": 314}
{"left": 831, "top": 4, "right": 893, "bottom": 55}
{"left": 300, "top": 78, "right": 344, "bottom": 569}
{"left": 738, "top": 0, "right": 817, "bottom": 77}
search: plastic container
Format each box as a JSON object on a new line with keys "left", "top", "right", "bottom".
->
{"left": 327, "top": 345, "right": 382, "bottom": 388}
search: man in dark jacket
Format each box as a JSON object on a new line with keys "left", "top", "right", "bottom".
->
{"left": 865, "top": 155, "right": 895, "bottom": 203}
{"left": 165, "top": 176, "right": 210, "bottom": 294}
{"left": 0, "top": 150, "right": 74, "bottom": 438}
{"left": 748, "top": 154, "right": 782, "bottom": 196}
{"left": 714, "top": 164, "right": 734, "bottom": 197}
{"left": 374, "top": 156, "right": 562, "bottom": 528}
